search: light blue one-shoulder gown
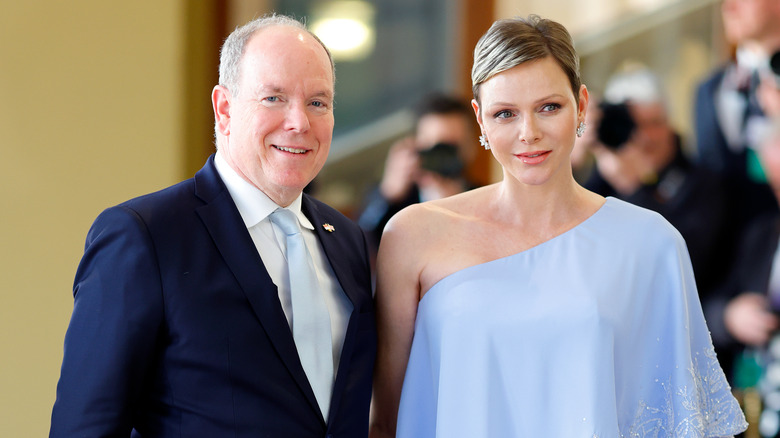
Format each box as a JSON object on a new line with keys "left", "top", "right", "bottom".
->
{"left": 396, "top": 198, "right": 747, "bottom": 437}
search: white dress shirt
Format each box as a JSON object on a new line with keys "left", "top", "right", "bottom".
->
{"left": 214, "top": 151, "right": 353, "bottom": 373}
{"left": 716, "top": 47, "right": 771, "bottom": 152}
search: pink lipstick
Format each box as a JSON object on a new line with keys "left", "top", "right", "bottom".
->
{"left": 516, "top": 150, "right": 551, "bottom": 164}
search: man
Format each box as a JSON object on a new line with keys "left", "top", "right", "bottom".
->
{"left": 50, "top": 15, "right": 376, "bottom": 437}
{"left": 693, "top": 0, "right": 780, "bottom": 229}
{"left": 357, "top": 93, "right": 475, "bottom": 254}
{"left": 715, "top": 121, "right": 780, "bottom": 436}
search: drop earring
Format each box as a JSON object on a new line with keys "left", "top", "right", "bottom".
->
{"left": 479, "top": 135, "right": 490, "bottom": 150}
{"left": 576, "top": 121, "right": 587, "bottom": 138}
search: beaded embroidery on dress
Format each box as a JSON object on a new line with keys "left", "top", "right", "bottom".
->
{"left": 627, "top": 345, "right": 747, "bottom": 437}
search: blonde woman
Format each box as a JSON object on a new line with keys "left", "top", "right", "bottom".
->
{"left": 370, "top": 15, "right": 746, "bottom": 438}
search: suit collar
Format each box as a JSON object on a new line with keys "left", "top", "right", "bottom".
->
{"left": 194, "top": 155, "right": 325, "bottom": 421}
{"left": 194, "top": 156, "right": 363, "bottom": 424}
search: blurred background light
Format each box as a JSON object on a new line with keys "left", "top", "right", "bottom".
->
{"left": 311, "top": 0, "right": 375, "bottom": 61}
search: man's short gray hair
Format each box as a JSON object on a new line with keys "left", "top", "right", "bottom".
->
{"left": 218, "top": 13, "right": 335, "bottom": 96}
{"left": 603, "top": 66, "right": 665, "bottom": 105}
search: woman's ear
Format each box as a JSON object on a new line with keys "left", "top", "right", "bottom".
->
{"left": 471, "top": 99, "right": 484, "bottom": 129}
{"left": 577, "top": 85, "right": 589, "bottom": 121}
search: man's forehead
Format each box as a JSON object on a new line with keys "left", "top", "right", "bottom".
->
{"left": 247, "top": 25, "right": 324, "bottom": 58}
{"left": 242, "top": 27, "right": 334, "bottom": 83}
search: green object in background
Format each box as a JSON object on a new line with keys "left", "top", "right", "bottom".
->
{"left": 747, "top": 147, "right": 768, "bottom": 183}
{"left": 734, "top": 348, "right": 764, "bottom": 390}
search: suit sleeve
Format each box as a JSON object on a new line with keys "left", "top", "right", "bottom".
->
{"left": 50, "top": 206, "right": 165, "bottom": 437}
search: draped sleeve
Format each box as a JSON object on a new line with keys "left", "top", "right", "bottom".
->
{"left": 618, "top": 221, "right": 748, "bottom": 437}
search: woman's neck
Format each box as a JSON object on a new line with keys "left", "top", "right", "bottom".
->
{"left": 492, "top": 174, "right": 592, "bottom": 229}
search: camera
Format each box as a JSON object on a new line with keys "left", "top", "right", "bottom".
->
{"left": 596, "top": 102, "right": 636, "bottom": 150}
{"left": 771, "top": 50, "right": 780, "bottom": 88}
{"left": 418, "top": 142, "right": 464, "bottom": 178}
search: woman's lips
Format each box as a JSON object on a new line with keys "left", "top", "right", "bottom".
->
{"left": 516, "top": 150, "right": 551, "bottom": 164}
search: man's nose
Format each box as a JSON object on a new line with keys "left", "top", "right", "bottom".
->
{"left": 284, "top": 103, "right": 311, "bottom": 132}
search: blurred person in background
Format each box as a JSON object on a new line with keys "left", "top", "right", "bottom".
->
{"left": 693, "top": 0, "right": 780, "bottom": 232}
{"left": 583, "top": 67, "right": 731, "bottom": 313}
{"left": 712, "top": 42, "right": 780, "bottom": 437}
{"left": 357, "top": 93, "right": 476, "bottom": 255}
{"left": 714, "top": 120, "right": 780, "bottom": 437}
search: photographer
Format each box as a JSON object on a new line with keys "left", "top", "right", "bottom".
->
{"left": 357, "top": 93, "right": 475, "bottom": 256}
{"left": 584, "top": 67, "right": 732, "bottom": 333}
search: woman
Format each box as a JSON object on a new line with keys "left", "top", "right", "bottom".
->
{"left": 369, "top": 16, "right": 747, "bottom": 437}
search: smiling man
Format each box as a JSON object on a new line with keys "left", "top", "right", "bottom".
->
{"left": 50, "top": 15, "right": 376, "bottom": 438}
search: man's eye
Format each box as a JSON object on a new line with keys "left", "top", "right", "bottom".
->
{"left": 310, "top": 100, "right": 331, "bottom": 110}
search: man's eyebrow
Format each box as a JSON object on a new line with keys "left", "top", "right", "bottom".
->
{"left": 312, "top": 90, "right": 334, "bottom": 100}
{"left": 256, "top": 85, "right": 285, "bottom": 94}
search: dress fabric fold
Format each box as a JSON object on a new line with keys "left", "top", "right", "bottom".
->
{"left": 396, "top": 197, "right": 747, "bottom": 438}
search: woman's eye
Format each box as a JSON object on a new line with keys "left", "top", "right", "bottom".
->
{"left": 494, "top": 110, "right": 513, "bottom": 119}
{"left": 541, "top": 103, "right": 561, "bottom": 112}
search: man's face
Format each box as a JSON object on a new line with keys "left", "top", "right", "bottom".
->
{"left": 628, "top": 102, "right": 676, "bottom": 171}
{"left": 416, "top": 114, "right": 470, "bottom": 150}
{"left": 721, "top": 0, "right": 780, "bottom": 46}
{"left": 214, "top": 26, "right": 334, "bottom": 206}
{"left": 415, "top": 113, "right": 474, "bottom": 164}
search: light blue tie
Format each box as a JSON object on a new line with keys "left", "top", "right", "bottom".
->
{"left": 270, "top": 208, "right": 334, "bottom": 420}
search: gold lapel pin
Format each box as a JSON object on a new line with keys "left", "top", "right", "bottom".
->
{"left": 323, "top": 223, "right": 335, "bottom": 233}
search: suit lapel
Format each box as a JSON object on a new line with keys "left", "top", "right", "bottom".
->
{"left": 193, "top": 157, "right": 322, "bottom": 419}
{"left": 302, "top": 195, "right": 367, "bottom": 423}
{"left": 302, "top": 196, "right": 362, "bottom": 306}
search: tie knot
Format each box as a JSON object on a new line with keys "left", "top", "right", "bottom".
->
{"left": 270, "top": 208, "right": 301, "bottom": 236}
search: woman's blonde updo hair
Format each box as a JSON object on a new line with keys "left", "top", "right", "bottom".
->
{"left": 471, "top": 15, "right": 581, "bottom": 106}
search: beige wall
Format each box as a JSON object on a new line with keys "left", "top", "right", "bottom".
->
{"left": 0, "top": 1, "right": 185, "bottom": 435}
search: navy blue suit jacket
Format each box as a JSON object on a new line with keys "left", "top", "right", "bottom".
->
{"left": 694, "top": 67, "right": 735, "bottom": 177}
{"left": 50, "top": 156, "right": 376, "bottom": 437}
{"left": 694, "top": 66, "right": 777, "bottom": 231}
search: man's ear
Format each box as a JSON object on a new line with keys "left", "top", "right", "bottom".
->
{"left": 212, "top": 85, "right": 232, "bottom": 136}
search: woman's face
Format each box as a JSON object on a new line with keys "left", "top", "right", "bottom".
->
{"left": 473, "top": 56, "right": 587, "bottom": 188}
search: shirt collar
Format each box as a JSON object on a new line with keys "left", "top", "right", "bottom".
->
{"left": 214, "top": 151, "right": 314, "bottom": 230}
{"left": 736, "top": 46, "right": 769, "bottom": 72}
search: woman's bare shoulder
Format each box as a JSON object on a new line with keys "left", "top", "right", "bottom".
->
{"left": 381, "top": 201, "right": 447, "bottom": 244}
{"left": 385, "top": 185, "right": 495, "bottom": 237}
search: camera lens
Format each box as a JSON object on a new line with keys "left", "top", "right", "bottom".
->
{"left": 597, "top": 102, "right": 636, "bottom": 150}
{"left": 771, "top": 51, "right": 780, "bottom": 75}
{"left": 771, "top": 50, "right": 780, "bottom": 87}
